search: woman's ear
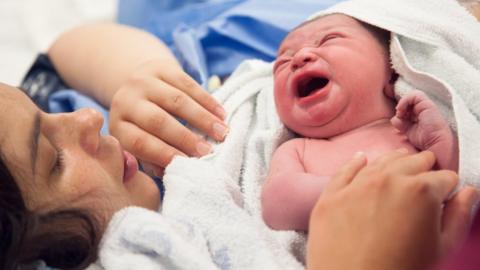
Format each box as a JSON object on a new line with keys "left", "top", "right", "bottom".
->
{"left": 384, "top": 71, "right": 398, "bottom": 99}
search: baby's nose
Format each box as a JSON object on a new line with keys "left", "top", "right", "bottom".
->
{"left": 291, "top": 49, "right": 318, "bottom": 70}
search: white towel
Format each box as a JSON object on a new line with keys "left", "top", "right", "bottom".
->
{"left": 96, "top": 60, "right": 305, "bottom": 270}
{"left": 96, "top": 1, "right": 480, "bottom": 269}
{"left": 161, "top": 60, "right": 306, "bottom": 269}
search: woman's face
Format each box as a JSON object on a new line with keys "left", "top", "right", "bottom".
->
{"left": 0, "top": 83, "right": 160, "bottom": 220}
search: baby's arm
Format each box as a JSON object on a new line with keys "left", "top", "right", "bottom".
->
{"left": 262, "top": 139, "right": 329, "bottom": 231}
{"left": 391, "top": 90, "right": 458, "bottom": 171}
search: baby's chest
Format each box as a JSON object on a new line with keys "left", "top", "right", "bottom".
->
{"left": 302, "top": 137, "right": 416, "bottom": 176}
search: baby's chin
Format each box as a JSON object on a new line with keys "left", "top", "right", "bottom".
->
{"left": 289, "top": 122, "right": 352, "bottom": 139}
{"left": 289, "top": 126, "right": 328, "bottom": 139}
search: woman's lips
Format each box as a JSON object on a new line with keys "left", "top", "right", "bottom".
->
{"left": 123, "top": 150, "right": 139, "bottom": 183}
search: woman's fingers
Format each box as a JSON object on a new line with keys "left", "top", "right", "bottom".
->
{"left": 413, "top": 170, "right": 459, "bottom": 202}
{"left": 160, "top": 69, "right": 226, "bottom": 120}
{"left": 112, "top": 121, "right": 186, "bottom": 168}
{"left": 368, "top": 148, "right": 410, "bottom": 167}
{"left": 441, "top": 186, "right": 480, "bottom": 255}
{"left": 124, "top": 99, "right": 212, "bottom": 157}
{"left": 143, "top": 77, "right": 229, "bottom": 142}
{"left": 108, "top": 59, "right": 228, "bottom": 172}
{"left": 324, "top": 152, "right": 367, "bottom": 193}
{"left": 137, "top": 59, "right": 226, "bottom": 121}
{"left": 325, "top": 149, "right": 423, "bottom": 194}
{"left": 368, "top": 150, "right": 436, "bottom": 177}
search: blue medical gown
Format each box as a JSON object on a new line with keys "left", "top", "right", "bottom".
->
{"left": 117, "top": 0, "right": 342, "bottom": 87}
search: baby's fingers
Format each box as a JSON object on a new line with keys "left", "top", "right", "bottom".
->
{"left": 397, "top": 91, "right": 433, "bottom": 118}
{"left": 390, "top": 115, "right": 410, "bottom": 133}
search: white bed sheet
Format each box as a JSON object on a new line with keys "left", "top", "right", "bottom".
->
{"left": 0, "top": 0, "right": 117, "bottom": 86}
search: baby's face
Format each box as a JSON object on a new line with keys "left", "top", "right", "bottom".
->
{"left": 273, "top": 14, "right": 394, "bottom": 138}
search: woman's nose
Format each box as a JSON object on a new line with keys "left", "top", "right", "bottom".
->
{"left": 291, "top": 48, "right": 318, "bottom": 70}
{"left": 72, "top": 108, "right": 104, "bottom": 154}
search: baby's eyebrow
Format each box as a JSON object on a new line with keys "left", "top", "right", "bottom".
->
{"left": 277, "top": 47, "right": 287, "bottom": 56}
{"left": 277, "top": 48, "right": 294, "bottom": 58}
{"left": 277, "top": 47, "right": 287, "bottom": 57}
{"left": 277, "top": 40, "right": 290, "bottom": 56}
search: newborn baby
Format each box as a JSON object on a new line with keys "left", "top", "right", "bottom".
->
{"left": 261, "top": 14, "right": 458, "bottom": 231}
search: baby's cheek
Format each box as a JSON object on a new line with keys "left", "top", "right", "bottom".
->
{"left": 274, "top": 91, "right": 294, "bottom": 121}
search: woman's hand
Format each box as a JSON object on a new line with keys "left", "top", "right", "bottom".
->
{"left": 48, "top": 23, "right": 228, "bottom": 176}
{"left": 109, "top": 59, "right": 228, "bottom": 176}
{"left": 307, "top": 150, "right": 479, "bottom": 270}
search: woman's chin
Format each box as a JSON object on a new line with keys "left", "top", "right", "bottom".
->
{"left": 125, "top": 172, "right": 161, "bottom": 211}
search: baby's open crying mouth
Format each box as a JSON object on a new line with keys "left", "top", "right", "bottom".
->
{"left": 298, "top": 77, "right": 329, "bottom": 98}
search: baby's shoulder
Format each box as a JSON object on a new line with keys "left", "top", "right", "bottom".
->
{"left": 280, "top": 137, "right": 331, "bottom": 151}
{"left": 273, "top": 138, "right": 330, "bottom": 160}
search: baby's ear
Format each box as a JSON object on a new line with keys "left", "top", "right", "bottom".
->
{"left": 384, "top": 71, "right": 398, "bottom": 99}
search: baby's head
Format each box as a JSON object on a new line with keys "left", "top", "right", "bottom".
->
{"left": 273, "top": 14, "right": 397, "bottom": 138}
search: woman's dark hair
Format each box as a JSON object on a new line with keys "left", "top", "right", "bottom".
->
{"left": 0, "top": 153, "right": 102, "bottom": 269}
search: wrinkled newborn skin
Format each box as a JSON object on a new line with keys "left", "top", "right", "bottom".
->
{"left": 262, "top": 14, "right": 457, "bottom": 231}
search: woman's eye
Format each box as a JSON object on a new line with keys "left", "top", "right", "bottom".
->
{"left": 52, "top": 148, "right": 65, "bottom": 173}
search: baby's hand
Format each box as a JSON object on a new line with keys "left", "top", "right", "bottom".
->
{"left": 391, "top": 90, "right": 458, "bottom": 171}
{"left": 109, "top": 59, "right": 229, "bottom": 176}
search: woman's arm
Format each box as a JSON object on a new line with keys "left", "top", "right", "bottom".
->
{"left": 48, "top": 23, "right": 178, "bottom": 107}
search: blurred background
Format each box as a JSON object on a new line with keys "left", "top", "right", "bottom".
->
{"left": 0, "top": 0, "right": 117, "bottom": 86}
{"left": 1, "top": 0, "right": 477, "bottom": 87}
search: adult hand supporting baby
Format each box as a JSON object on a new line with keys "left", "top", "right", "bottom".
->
{"left": 307, "top": 150, "right": 479, "bottom": 270}
{"left": 109, "top": 59, "right": 229, "bottom": 176}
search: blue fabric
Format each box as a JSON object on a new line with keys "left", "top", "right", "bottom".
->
{"left": 118, "top": 0, "right": 342, "bottom": 87}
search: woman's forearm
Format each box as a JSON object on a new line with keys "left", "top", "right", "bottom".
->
{"left": 48, "top": 23, "right": 180, "bottom": 107}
